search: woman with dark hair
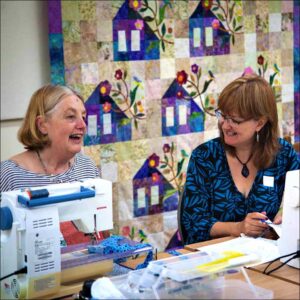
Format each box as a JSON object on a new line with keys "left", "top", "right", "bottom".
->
{"left": 179, "top": 74, "right": 299, "bottom": 245}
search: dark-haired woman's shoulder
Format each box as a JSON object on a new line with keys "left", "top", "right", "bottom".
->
{"left": 277, "top": 137, "right": 300, "bottom": 170}
{"left": 278, "top": 137, "right": 297, "bottom": 154}
{"left": 192, "top": 137, "right": 223, "bottom": 157}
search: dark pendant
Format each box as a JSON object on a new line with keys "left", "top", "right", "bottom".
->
{"left": 241, "top": 165, "right": 249, "bottom": 178}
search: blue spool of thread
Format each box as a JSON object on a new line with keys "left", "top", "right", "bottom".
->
{"left": 29, "top": 189, "right": 49, "bottom": 199}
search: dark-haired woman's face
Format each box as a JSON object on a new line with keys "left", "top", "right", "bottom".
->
{"left": 218, "top": 112, "right": 265, "bottom": 148}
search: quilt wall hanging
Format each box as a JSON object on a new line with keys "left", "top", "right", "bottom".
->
{"left": 48, "top": 0, "right": 299, "bottom": 250}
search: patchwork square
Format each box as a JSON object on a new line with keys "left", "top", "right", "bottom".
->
{"left": 81, "top": 62, "right": 99, "bottom": 84}
{"left": 269, "top": 13, "right": 282, "bottom": 32}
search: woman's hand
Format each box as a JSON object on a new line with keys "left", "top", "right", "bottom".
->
{"left": 237, "top": 212, "right": 269, "bottom": 237}
{"left": 273, "top": 209, "right": 282, "bottom": 225}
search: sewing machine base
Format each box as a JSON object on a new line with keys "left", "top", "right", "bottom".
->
{"left": 50, "top": 258, "right": 113, "bottom": 299}
{"left": 0, "top": 259, "right": 113, "bottom": 300}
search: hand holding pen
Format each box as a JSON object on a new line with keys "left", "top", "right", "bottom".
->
{"left": 260, "top": 218, "right": 273, "bottom": 225}
{"left": 260, "top": 212, "right": 282, "bottom": 227}
{"left": 238, "top": 211, "right": 270, "bottom": 238}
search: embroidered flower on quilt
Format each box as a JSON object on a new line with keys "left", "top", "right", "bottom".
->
{"left": 99, "top": 80, "right": 112, "bottom": 96}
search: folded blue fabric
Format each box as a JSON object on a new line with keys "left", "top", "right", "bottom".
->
{"left": 88, "top": 235, "right": 153, "bottom": 269}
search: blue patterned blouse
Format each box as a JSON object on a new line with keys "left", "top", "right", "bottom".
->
{"left": 180, "top": 137, "right": 300, "bottom": 245}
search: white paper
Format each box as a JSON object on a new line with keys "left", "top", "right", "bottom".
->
{"left": 268, "top": 223, "right": 282, "bottom": 237}
{"left": 197, "top": 236, "right": 280, "bottom": 267}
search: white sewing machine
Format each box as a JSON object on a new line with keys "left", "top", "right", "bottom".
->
{"left": 278, "top": 169, "right": 300, "bottom": 268}
{"left": 0, "top": 178, "right": 113, "bottom": 299}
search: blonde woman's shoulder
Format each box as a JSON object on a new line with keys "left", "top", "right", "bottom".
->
{"left": 10, "top": 150, "right": 38, "bottom": 171}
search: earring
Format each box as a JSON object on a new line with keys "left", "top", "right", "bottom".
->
{"left": 256, "top": 131, "right": 260, "bottom": 143}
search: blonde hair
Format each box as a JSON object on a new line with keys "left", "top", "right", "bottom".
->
{"left": 18, "top": 85, "right": 84, "bottom": 150}
{"left": 218, "top": 74, "right": 280, "bottom": 169}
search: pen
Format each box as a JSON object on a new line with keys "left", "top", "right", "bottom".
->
{"left": 260, "top": 219, "right": 273, "bottom": 225}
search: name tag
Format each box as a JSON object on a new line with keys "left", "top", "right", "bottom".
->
{"left": 263, "top": 176, "right": 274, "bottom": 187}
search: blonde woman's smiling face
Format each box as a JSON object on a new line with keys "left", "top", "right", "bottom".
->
{"left": 41, "top": 95, "right": 87, "bottom": 155}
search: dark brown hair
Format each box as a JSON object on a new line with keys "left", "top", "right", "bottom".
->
{"left": 218, "top": 74, "right": 280, "bottom": 169}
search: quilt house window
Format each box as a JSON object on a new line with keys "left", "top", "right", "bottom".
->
{"left": 103, "top": 113, "right": 112, "bottom": 135}
{"left": 131, "top": 30, "right": 141, "bottom": 51}
{"left": 117, "top": 30, "right": 141, "bottom": 52}
{"left": 193, "top": 27, "right": 201, "bottom": 48}
{"left": 151, "top": 185, "right": 159, "bottom": 205}
{"left": 178, "top": 105, "right": 187, "bottom": 125}
{"left": 166, "top": 106, "right": 175, "bottom": 127}
{"left": 118, "top": 30, "right": 127, "bottom": 52}
{"left": 87, "top": 114, "right": 97, "bottom": 136}
{"left": 137, "top": 187, "right": 146, "bottom": 209}
{"left": 205, "top": 27, "right": 213, "bottom": 47}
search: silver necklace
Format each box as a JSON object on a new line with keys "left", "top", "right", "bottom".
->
{"left": 36, "top": 150, "right": 71, "bottom": 176}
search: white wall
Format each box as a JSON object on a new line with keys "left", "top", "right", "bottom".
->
{"left": 1, "top": 1, "right": 51, "bottom": 160}
{"left": 1, "top": 119, "right": 24, "bottom": 160}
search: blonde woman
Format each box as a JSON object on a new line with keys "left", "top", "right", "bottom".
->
{"left": 1, "top": 85, "right": 101, "bottom": 244}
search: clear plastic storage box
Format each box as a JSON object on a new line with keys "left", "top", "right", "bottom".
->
{"left": 91, "top": 251, "right": 273, "bottom": 299}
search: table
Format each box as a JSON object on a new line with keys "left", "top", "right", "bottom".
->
{"left": 184, "top": 236, "right": 234, "bottom": 251}
{"left": 229, "top": 268, "right": 299, "bottom": 299}
{"left": 184, "top": 237, "right": 300, "bottom": 299}
{"left": 249, "top": 260, "right": 300, "bottom": 285}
